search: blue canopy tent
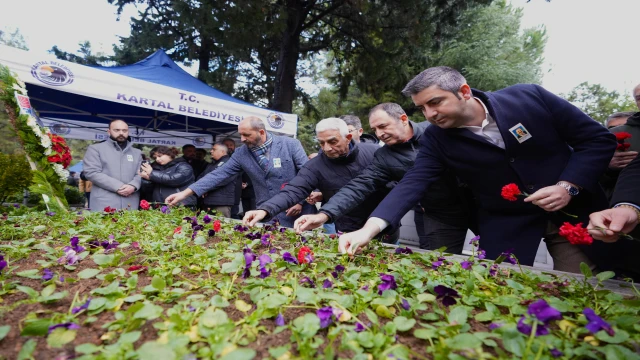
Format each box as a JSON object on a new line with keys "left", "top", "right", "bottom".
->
{"left": 0, "top": 45, "right": 299, "bottom": 147}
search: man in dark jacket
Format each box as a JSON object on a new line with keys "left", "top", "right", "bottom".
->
{"left": 243, "top": 117, "right": 394, "bottom": 238}
{"left": 182, "top": 144, "right": 207, "bottom": 179}
{"left": 197, "top": 143, "right": 235, "bottom": 217}
{"left": 222, "top": 137, "right": 244, "bottom": 218}
{"left": 294, "top": 103, "right": 470, "bottom": 253}
{"left": 338, "top": 66, "right": 616, "bottom": 274}
{"left": 340, "top": 115, "right": 380, "bottom": 145}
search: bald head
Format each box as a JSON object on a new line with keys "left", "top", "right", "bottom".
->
{"left": 634, "top": 84, "right": 640, "bottom": 110}
{"left": 239, "top": 116, "right": 268, "bottom": 148}
{"left": 108, "top": 119, "right": 129, "bottom": 143}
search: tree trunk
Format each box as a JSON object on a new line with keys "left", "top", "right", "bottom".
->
{"left": 197, "top": 38, "right": 212, "bottom": 82}
{"left": 271, "top": 0, "right": 304, "bottom": 113}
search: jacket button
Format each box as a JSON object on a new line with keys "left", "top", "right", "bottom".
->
{"left": 527, "top": 185, "right": 534, "bottom": 190}
{"left": 509, "top": 157, "right": 515, "bottom": 163}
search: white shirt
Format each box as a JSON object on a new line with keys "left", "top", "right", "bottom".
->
{"left": 369, "top": 97, "right": 502, "bottom": 232}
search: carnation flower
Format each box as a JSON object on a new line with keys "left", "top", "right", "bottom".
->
{"left": 558, "top": 222, "right": 593, "bottom": 245}
{"left": 501, "top": 183, "right": 523, "bottom": 201}
{"left": 139, "top": 200, "right": 150, "bottom": 210}
{"left": 297, "top": 246, "right": 314, "bottom": 264}
{"left": 213, "top": 220, "right": 221, "bottom": 232}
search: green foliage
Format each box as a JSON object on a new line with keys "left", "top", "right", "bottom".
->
{"left": 49, "top": 41, "right": 110, "bottom": 66}
{"left": 563, "top": 82, "right": 637, "bottom": 124}
{"left": 64, "top": 186, "right": 85, "bottom": 205}
{"left": 0, "top": 152, "right": 33, "bottom": 202}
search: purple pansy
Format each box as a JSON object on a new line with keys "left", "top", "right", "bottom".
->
{"left": 187, "top": 305, "right": 197, "bottom": 312}
{"left": 461, "top": 261, "right": 473, "bottom": 270}
{"left": 431, "top": 261, "right": 443, "bottom": 270}
{"left": 395, "top": 247, "right": 413, "bottom": 255}
{"left": 489, "top": 322, "right": 503, "bottom": 330}
{"left": 323, "top": 279, "right": 333, "bottom": 289}
{"left": 0, "top": 255, "right": 6, "bottom": 273}
{"left": 71, "top": 299, "right": 91, "bottom": 314}
{"left": 42, "top": 268, "right": 54, "bottom": 281}
{"left": 476, "top": 249, "right": 486, "bottom": 260}
{"left": 279, "top": 227, "right": 287, "bottom": 233}
{"left": 469, "top": 235, "right": 480, "bottom": 246}
{"left": 550, "top": 349, "right": 563, "bottom": 358}
{"left": 261, "top": 234, "right": 271, "bottom": 247}
{"left": 583, "top": 308, "right": 615, "bottom": 336}
{"left": 258, "top": 254, "right": 272, "bottom": 268}
{"left": 245, "top": 232, "right": 261, "bottom": 240}
{"left": 434, "top": 285, "right": 460, "bottom": 307}
{"left": 401, "top": 298, "right": 411, "bottom": 310}
{"left": 58, "top": 249, "right": 79, "bottom": 266}
{"left": 378, "top": 273, "right": 398, "bottom": 295}
{"left": 335, "top": 265, "right": 345, "bottom": 273}
{"left": 282, "top": 252, "right": 298, "bottom": 265}
{"left": 361, "top": 285, "right": 369, "bottom": 291}
{"left": 528, "top": 299, "right": 562, "bottom": 324}
{"left": 500, "top": 249, "right": 518, "bottom": 265}
{"left": 243, "top": 248, "right": 257, "bottom": 278}
{"left": 13, "top": 203, "right": 20, "bottom": 209}
{"left": 489, "top": 264, "right": 499, "bottom": 277}
{"left": 300, "top": 277, "right": 316, "bottom": 288}
{"left": 48, "top": 322, "right": 80, "bottom": 334}
{"left": 517, "top": 316, "right": 549, "bottom": 336}
{"left": 161, "top": 206, "right": 170, "bottom": 214}
{"left": 203, "top": 215, "right": 212, "bottom": 224}
{"left": 233, "top": 224, "right": 249, "bottom": 232}
{"left": 275, "top": 313, "right": 285, "bottom": 326}
{"left": 208, "top": 230, "right": 216, "bottom": 237}
{"left": 355, "top": 322, "right": 366, "bottom": 332}
{"left": 317, "top": 307, "right": 334, "bottom": 328}
{"left": 259, "top": 267, "right": 271, "bottom": 278}
{"left": 269, "top": 248, "right": 277, "bottom": 254}
{"left": 46, "top": 212, "right": 56, "bottom": 216}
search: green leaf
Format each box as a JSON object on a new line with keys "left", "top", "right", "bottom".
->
{"left": 375, "top": 305, "right": 393, "bottom": 319}
{"left": 41, "top": 291, "right": 68, "bottom": 303}
{"left": 93, "top": 254, "right": 115, "bottom": 266}
{"left": 201, "top": 308, "right": 229, "bottom": 327}
{"left": 151, "top": 276, "right": 166, "bottom": 291}
{"left": 474, "top": 311, "right": 494, "bottom": 322}
{"left": 17, "top": 339, "right": 37, "bottom": 360}
{"left": 356, "top": 332, "right": 375, "bottom": 348}
{"left": 21, "top": 319, "right": 52, "bottom": 336}
{"left": 123, "top": 294, "right": 146, "bottom": 303}
{"left": 75, "top": 343, "right": 102, "bottom": 354}
{"left": 393, "top": 316, "right": 416, "bottom": 332}
{"left": 260, "top": 293, "right": 288, "bottom": 309}
{"left": 596, "top": 271, "right": 616, "bottom": 282}
{"left": 295, "top": 287, "right": 319, "bottom": 304}
{"left": 88, "top": 297, "right": 107, "bottom": 310}
{"left": 210, "top": 295, "right": 230, "bottom": 307}
{"left": 16, "top": 269, "right": 42, "bottom": 279}
{"left": 580, "top": 262, "right": 593, "bottom": 279}
{"left": 41, "top": 283, "right": 57, "bottom": 297}
{"left": 371, "top": 296, "right": 395, "bottom": 306}
{"left": 416, "top": 293, "right": 435, "bottom": 303}
{"left": 133, "top": 303, "right": 164, "bottom": 320}
{"left": 505, "top": 279, "right": 524, "bottom": 291}
{"left": 364, "top": 308, "right": 379, "bottom": 325}
{"left": 16, "top": 285, "right": 38, "bottom": 299}
{"left": 292, "top": 313, "right": 320, "bottom": 339}
{"left": 501, "top": 327, "right": 525, "bottom": 356}
{"left": 47, "top": 327, "right": 77, "bottom": 348}
{"left": 596, "top": 329, "right": 629, "bottom": 344}
{"left": 446, "top": 333, "right": 482, "bottom": 350}
{"left": 235, "top": 300, "right": 252, "bottom": 313}
{"left": 220, "top": 348, "right": 256, "bottom": 360}
{"left": 0, "top": 325, "right": 10, "bottom": 341}
{"left": 118, "top": 331, "right": 141, "bottom": 344}
{"left": 137, "top": 342, "right": 176, "bottom": 360}
{"left": 493, "top": 295, "right": 519, "bottom": 307}
{"left": 268, "top": 346, "right": 290, "bottom": 358}
{"left": 448, "top": 306, "right": 468, "bottom": 325}
{"left": 414, "top": 328, "right": 435, "bottom": 340}
{"left": 78, "top": 268, "right": 100, "bottom": 279}
{"left": 408, "top": 279, "right": 423, "bottom": 289}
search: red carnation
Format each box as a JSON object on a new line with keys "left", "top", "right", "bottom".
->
{"left": 501, "top": 183, "right": 522, "bottom": 202}
{"left": 615, "top": 132, "right": 632, "bottom": 141}
{"left": 104, "top": 206, "right": 116, "bottom": 213}
{"left": 174, "top": 226, "right": 182, "bottom": 234}
{"left": 558, "top": 222, "right": 593, "bottom": 245}
{"left": 213, "top": 220, "right": 221, "bottom": 232}
{"left": 139, "top": 200, "right": 150, "bottom": 210}
{"left": 298, "top": 246, "right": 314, "bottom": 264}
{"left": 127, "top": 265, "right": 147, "bottom": 272}
{"left": 617, "top": 143, "right": 631, "bottom": 151}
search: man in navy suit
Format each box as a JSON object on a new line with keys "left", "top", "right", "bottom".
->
{"left": 338, "top": 66, "right": 617, "bottom": 273}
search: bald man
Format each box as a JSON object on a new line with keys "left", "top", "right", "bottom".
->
{"left": 166, "top": 116, "right": 315, "bottom": 227}
{"left": 83, "top": 119, "right": 142, "bottom": 211}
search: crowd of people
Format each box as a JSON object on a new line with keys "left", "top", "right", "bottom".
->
{"left": 82, "top": 66, "right": 640, "bottom": 278}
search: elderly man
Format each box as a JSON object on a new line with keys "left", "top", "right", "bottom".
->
{"left": 197, "top": 143, "right": 236, "bottom": 217}
{"left": 243, "top": 118, "right": 395, "bottom": 239}
{"left": 337, "top": 66, "right": 617, "bottom": 274}
{"left": 295, "top": 103, "right": 471, "bottom": 253}
{"left": 83, "top": 119, "right": 142, "bottom": 211}
{"left": 166, "top": 116, "right": 313, "bottom": 227}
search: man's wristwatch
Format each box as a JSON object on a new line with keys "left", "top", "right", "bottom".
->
{"left": 556, "top": 181, "right": 579, "bottom": 196}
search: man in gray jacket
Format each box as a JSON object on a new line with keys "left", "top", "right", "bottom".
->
{"left": 166, "top": 116, "right": 314, "bottom": 227}
{"left": 84, "top": 119, "right": 142, "bottom": 211}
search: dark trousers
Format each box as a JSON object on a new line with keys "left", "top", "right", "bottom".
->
{"left": 414, "top": 211, "right": 429, "bottom": 250}
{"left": 242, "top": 197, "right": 256, "bottom": 214}
{"left": 421, "top": 214, "right": 467, "bottom": 254}
{"left": 231, "top": 204, "right": 241, "bottom": 220}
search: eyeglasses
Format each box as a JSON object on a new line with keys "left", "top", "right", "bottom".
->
{"left": 348, "top": 128, "right": 360, "bottom": 133}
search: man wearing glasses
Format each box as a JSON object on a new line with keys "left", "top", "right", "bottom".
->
{"left": 340, "top": 115, "right": 380, "bottom": 145}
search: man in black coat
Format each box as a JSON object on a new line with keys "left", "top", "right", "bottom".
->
{"left": 294, "top": 103, "right": 471, "bottom": 253}
{"left": 182, "top": 144, "right": 207, "bottom": 179}
{"left": 222, "top": 137, "right": 244, "bottom": 218}
{"left": 242, "top": 117, "right": 395, "bottom": 240}
{"left": 197, "top": 143, "right": 236, "bottom": 217}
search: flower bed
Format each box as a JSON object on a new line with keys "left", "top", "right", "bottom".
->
{"left": 0, "top": 207, "right": 639, "bottom": 359}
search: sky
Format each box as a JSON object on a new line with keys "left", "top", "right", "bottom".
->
{"left": 1, "top": 0, "right": 639, "bottom": 98}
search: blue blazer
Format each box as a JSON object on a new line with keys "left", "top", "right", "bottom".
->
{"left": 371, "top": 84, "right": 617, "bottom": 265}
{"left": 190, "top": 134, "right": 315, "bottom": 227}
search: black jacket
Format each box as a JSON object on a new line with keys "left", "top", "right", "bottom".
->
{"left": 143, "top": 157, "right": 197, "bottom": 205}
{"left": 320, "top": 121, "right": 470, "bottom": 228}
{"left": 198, "top": 155, "right": 236, "bottom": 206}
{"left": 360, "top": 133, "right": 380, "bottom": 144}
{"left": 259, "top": 142, "right": 386, "bottom": 232}
{"left": 183, "top": 156, "right": 207, "bottom": 179}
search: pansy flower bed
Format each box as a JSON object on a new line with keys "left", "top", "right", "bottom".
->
{"left": 0, "top": 208, "right": 639, "bottom": 359}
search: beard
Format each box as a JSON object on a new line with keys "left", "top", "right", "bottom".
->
{"left": 110, "top": 134, "right": 128, "bottom": 143}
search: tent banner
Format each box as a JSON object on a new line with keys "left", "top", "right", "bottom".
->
{"left": 41, "top": 118, "right": 214, "bottom": 148}
{"left": 0, "top": 45, "right": 298, "bottom": 136}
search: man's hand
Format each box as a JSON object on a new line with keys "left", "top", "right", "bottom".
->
{"left": 116, "top": 184, "right": 136, "bottom": 197}
{"left": 338, "top": 222, "right": 382, "bottom": 257}
{"left": 609, "top": 151, "right": 638, "bottom": 170}
{"left": 166, "top": 189, "right": 194, "bottom": 206}
{"left": 243, "top": 210, "right": 268, "bottom": 227}
{"left": 306, "top": 191, "right": 323, "bottom": 205}
{"left": 587, "top": 207, "right": 639, "bottom": 242}
{"left": 294, "top": 213, "right": 330, "bottom": 234}
{"left": 285, "top": 204, "right": 303, "bottom": 217}
{"left": 524, "top": 185, "right": 571, "bottom": 212}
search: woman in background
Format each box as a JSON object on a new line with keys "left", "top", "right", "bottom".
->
{"left": 138, "top": 146, "right": 197, "bottom": 208}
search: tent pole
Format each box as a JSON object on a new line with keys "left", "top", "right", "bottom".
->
{"left": 186, "top": 116, "right": 189, "bottom": 132}
{"left": 154, "top": 111, "right": 157, "bottom": 130}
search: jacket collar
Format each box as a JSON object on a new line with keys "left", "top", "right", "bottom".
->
{"left": 324, "top": 140, "right": 359, "bottom": 164}
{"left": 107, "top": 137, "right": 132, "bottom": 152}
{"left": 626, "top": 112, "right": 640, "bottom": 126}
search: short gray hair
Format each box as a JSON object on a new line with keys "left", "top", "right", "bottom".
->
{"left": 212, "top": 142, "right": 228, "bottom": 154}
{"left": 402, "top": 66, "right": 466, "bottom": 99}
{"left": 339, "top": 115, "right": 362, "bottom": 129}
{"left": 605, "top": 111, "right": 635, "bottom": 128}
{"left": 315, "top": 117, "right": 349, "bottom": 138}
{"left": 368, "top": 103, "right": 406, "bottom": 120}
